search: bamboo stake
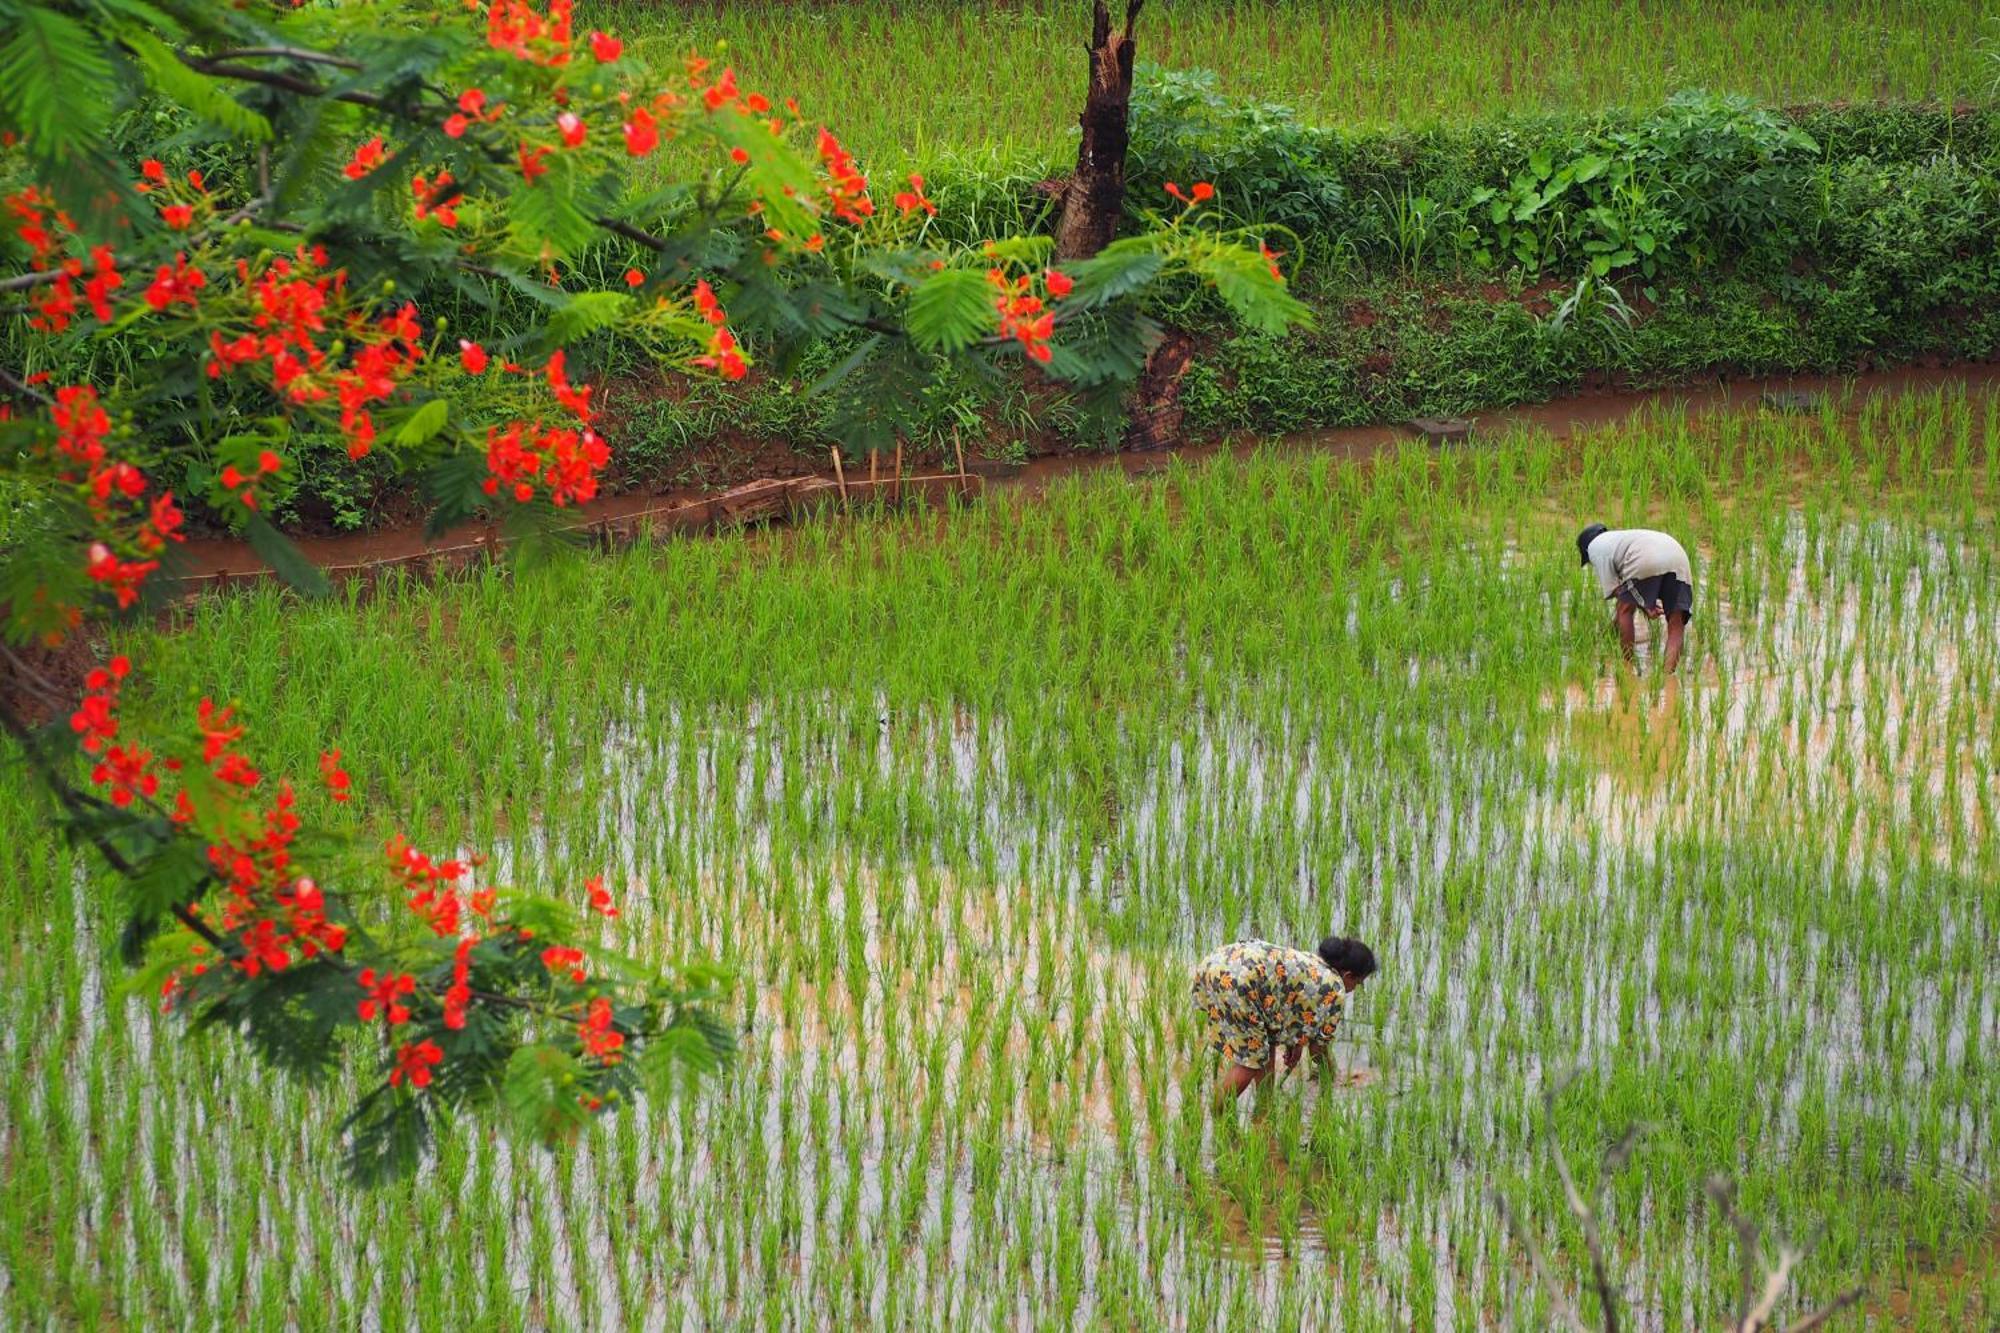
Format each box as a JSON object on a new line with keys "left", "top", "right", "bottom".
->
{"left": 892, "top": 441, "right": 903, "bottom": 503}
{"left": 831, "top": 446, "right": 847, "bottom": 501}
{"left": 953, "top": 427, "right": 966, "bottom": 480}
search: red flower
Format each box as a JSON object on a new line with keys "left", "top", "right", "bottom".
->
{"left": 589, "top": 30, "right": 622, "bottom": 62}
{"left": 443, "top": 936, "right": 477, "bottom": 1031}
{"left": 539, "top": 944, "right": 587, "bottom": 983}
{"left": 140, "top": 159, "right": 166, "bottom": 184}
{"left": 624, "top": 267, "right": 644, "bottom": 288}
{"left": 91, "top": 743, "right": 159, "bottom": 807}
{"left": 892, "top": 172, "right": 937, "bottom": 217}
{"left": 622, "top": 107, "right": 659, "bottom": 156}
{"left": 319, "top": 749, "right": 352, "bottom": 803}
{"left": 556, "top": 112, "right": 587, "bottom": 148}
{"left": 161, "top": 204, "right": 194, "bottom": 230}
{"left": 357, "top": 968, "right": 416, "bottom": 1024}
{"left": 585, "top": 876, "right": 618, "bottom": 918}
{"left": 390, "top": 1039, "right": 443, "bottom": 1089}
{"left": 143, "top": 253, "right": 206, "bottom": 313}
{"left": 1044, "top": 268, "right": 1075, "bottom": 298}
{"left": 70, "top": 656, "right": 128, "bottom": 753}
{"left": 517, "top": 140, "right": 552, "bottom": 184}
{"left": 343, "top": 136, "right": 388, "bottom": 180}
{"left": 729, "top": 147, "right": 750, "bottom": 165}
{"left": 579, "top": 996, "right": 624, "bottom": 1063}
{"left": 85, "top": 543, "right": 157, "bottom": 609}
{"left": 1191, "top": 181, "right": 1215, "bottom": 202}
{"left": 459, "top": 340, "right": 489, "bottom": 374}
{"left": 412, "top": 172, "right": 461, "bottom": 228}
{"left": 443, "top": 113, "right": 472, "bottom": 138}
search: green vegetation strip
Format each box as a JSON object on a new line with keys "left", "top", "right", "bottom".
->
{"left": 4, "top": 389, "right": 1997, "bottom": 1326}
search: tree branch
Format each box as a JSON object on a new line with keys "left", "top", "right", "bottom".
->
{"left": 0, "top": 364, "right": 52, "bottom": 406}
{"left": 1779, "top": 1287, "right": 1865, "bottom": 1333}
{"left": 1493, "top": 1190, "right": 1595, "bottom": 1333}
{"left": 203, "top": 46, "right": 363, "bottom": 71}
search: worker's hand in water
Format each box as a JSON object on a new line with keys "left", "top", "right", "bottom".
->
{"left": 1644, "top": 604, "right": 1665, "bottom": 620}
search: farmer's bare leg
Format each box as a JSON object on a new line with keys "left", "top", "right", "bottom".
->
{"left": 1662, "top": 609, "right": 1688, "bottom": 674}
{"left": 1217, "top": 1062, "right": 1272, "bottom": 1107}
{"left": 1614, "top": 602, "right": 1638, "bottom": 662}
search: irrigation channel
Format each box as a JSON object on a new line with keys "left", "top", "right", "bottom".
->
{"left": 4, "top": 378, "right": 1999, "bottom": 1328}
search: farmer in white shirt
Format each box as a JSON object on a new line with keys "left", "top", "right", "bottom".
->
{"left": 1576, "top": 523, "right": 1693, "bottom": 673}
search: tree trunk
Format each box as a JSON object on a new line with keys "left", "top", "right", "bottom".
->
{"left": 1122, "top": 328, "right": 1195, "bottom": 452}
{"left": 1053, "top": 0, "right": 1143, "bottom": 262}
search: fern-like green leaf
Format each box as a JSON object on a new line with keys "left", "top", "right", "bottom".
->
{"left": 1060, "top": 240, "right": 1166, "bottom": 311}
{"left": 905, "top": 267, "right": 996, "bottom": 354}
{"left": 122, "top": 27, "right": 273, "bottom": 142}
{"left": 0, "top": 6, "right": 118, "bottom": 164}
{"left": 544, "top": 290, "right": 633, "bottom": 346}
{"left": 1185, "top": 241, "right": 1313, "bottom": 336}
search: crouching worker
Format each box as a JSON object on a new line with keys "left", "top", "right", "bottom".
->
{"left": 1191, "top": 936, "right": 1376, "bottom": 1107}
{"left": 1576, "top": 523, "right": 1694, "bottom": 674}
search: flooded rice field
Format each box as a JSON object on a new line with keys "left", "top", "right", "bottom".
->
{"left": 3, "top": 391, "right": 1997, "bottom": 1328}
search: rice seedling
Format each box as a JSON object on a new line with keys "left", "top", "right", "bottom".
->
{"left": 594, "top": 0, "right": 1989, "bottom": 165}
{"left": 3, "top": 383, "right": 1999, "bottom": 1327}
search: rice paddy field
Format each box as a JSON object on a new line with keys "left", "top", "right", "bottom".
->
{"left": 598, "top": 0, "right": 1992, "bottom": 163}
{"left": 4, "top": 386, "right": 1998, "bottom": 1328}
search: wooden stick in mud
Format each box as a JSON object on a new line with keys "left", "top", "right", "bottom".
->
{"left": 831, "top": 446, "right": 847, "bottom": 501}
{"left": 953, "top": 428, "right": 966, "bottom": 480}
{"left": 868, "top": 449, "right": 878, "bottom": 492}
{"left": 892, "top": 441, "right": 903, "bottom": 503}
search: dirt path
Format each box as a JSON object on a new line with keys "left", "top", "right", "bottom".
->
{"left": 170, "top": 362, "right": 2000, "bottom": 588}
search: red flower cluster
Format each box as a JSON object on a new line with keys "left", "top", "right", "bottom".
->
{"left": 69, "top": 657, "right": 129, "bottom": 754}
{"left": 482, "top": 420, "right": 611, "bottom": 505}
{"left": 386, "top": 835, "right": 471, "bottom": 937}
{"left": 585, "top": 876, "right": 618, "bottom": 918}
{"left": 444, "top": 87, "right": 505, "bottom": 139}
{"left": 7, "top": 188, "right": 125, "bottom": 332}
{"left": 412, "top": 172, "right": 462, "bottom": 228}
{"left": 1165, "top": 180, "right": 1216, "bottom": 205}
{"left": 143, "top": 252, "right": 206, "bottom": 313}
{"left": 86, "top": 542, "right": 157, "bottom": 610}
{"left": 319, "top": 749, "right": 352, "bottom": 802}
{"left": 986, "top": 266, "right": 1069, "bottom": 364}
{"left": 486, "top": 0, "right": 574, "bottom": 66}
{"left": 476, "top": 351, "right": 607, "bottom": 504}
{"left": 218, "top": 448, "right": 284, "bottom": 512}
{"left": 4, "top": 187, "right": 126, "bottom": 333}
{"left": 90, "top": 741, "right": 159, "bottom": 808}
{"left": 358, "top": 968, "right": 416, "bottom": 1024}
{"left": 892, "top": 173, "right": 937, "bottom": 218}
{"left": 579, "top": 996, "right": 624, "bottom": 1063}
{"left": 391, "top": 1038, "right": 443, "bottom": 1089}
{"left": 540, "top": 944, "right": 587, "bottom": 983}
{"left": 815, "top": 128, "right": 873, "bottom": 224}
{"left": 343, "top": 137, "right": 389, "bottom": 180}
{"left": 443, "top": 935, "right": 478, "bottom": 1030}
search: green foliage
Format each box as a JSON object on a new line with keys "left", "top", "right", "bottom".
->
{"left": 905, "top": 268, "right": 997, "bottom": 354}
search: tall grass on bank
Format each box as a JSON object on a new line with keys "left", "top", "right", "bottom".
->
{"left": 594, "top": 0, "right": 1989, "bottom": 163}
{"left": 3, "top": 387, "right": 1998, "bottom": 1327}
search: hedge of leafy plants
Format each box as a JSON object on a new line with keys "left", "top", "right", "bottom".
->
{"left": 61, "top": 76, "right": 2000, "bottom": 531}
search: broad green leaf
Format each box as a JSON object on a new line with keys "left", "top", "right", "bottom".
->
{"left": 122, "top": 28, "right": 272, "bottom": 142}
{"left": 394, "top": 398, "right": 450, "bottom": 447}
{"left": 245, "top": 512, "right": 331, "bottom": 598}
{"left": 703, "top": 108, "right": 821, "bottom": 241}
{"left": 905, "top": 267, "right": 997, "bottom": 355}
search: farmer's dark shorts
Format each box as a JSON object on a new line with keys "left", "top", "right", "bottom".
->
{"left": 1618, "top": 573, "right": 1694, "bottom": 620}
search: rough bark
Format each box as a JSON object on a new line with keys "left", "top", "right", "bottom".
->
{"left": 1053, "top": 0, "right": 1143, "bottom": 262}
{"left": 1122, "top": 328, "right": 1196, "bottom": 452}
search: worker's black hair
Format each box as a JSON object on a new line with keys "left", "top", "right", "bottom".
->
{"left": 1576, "top": 522, "right": 1608, "bottom": 567}
{"left": 1317, "top": 936, "right": 1377, "bottom": 980}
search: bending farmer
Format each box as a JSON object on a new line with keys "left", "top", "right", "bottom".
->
{"left": 1576, "top": 523, "right": 1694, "bottom": 674}
{"left": 1191, "top": 936, "right": 1376, "bottom": 1105}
